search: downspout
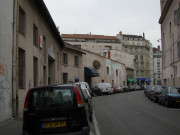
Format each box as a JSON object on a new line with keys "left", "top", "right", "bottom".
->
{"left": 12, "top": 0, "right": 19, "bottom": 117}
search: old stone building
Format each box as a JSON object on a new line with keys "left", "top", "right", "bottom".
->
{"left": 153, "top": 46, "right": 162, "bottom": 85}
{"left": 12, "top": 0, "right": 64, "bottom": 117}
{"left": 159, "top": 0, "right": 180, "bottom": 87}
{"left": 116, "top": 32, "right": 153, "bottom": 85}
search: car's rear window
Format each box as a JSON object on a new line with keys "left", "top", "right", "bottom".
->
{"left": 31, "top": 88, "right": 74, "bottom": 110}
{"left": 170, "top": 88, "right": 180, "bottom": 94}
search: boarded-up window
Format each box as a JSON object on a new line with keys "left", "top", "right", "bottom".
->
{"left": 74, "top": 56, "right": 79, "bottom": 66}
{"left": 62, "top": 53, "right": 68, "bottom": 64}
{"left": 18, "top": 48, "right": 25, "bottom": 89}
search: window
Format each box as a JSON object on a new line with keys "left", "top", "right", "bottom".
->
{"left": 130, "top": 47, "right": 133, "bottom": 52}
{"left": 140, "top": 55, "right": 143, "bottom": 60}
{"left": 178, "top": 42, "right": 180, "bottom": 59}
{"left": 33, "top": 57, "right": 38, "bottom": 87}
{"left": 136, "top": 71, "right": 139, "bottom": 77}
{"left": 105, "top": 46, "right": 112, "bottom": 50}
{"left": 135, "top": 55, "right": 138, "bottom": 60}
{"left": 43, "top": 36, "right": 46, "bottom": 63}
{"left": 116, "top": 70, "right": 118, "bottom": 77}
{"left": 19, "top": 6, "right": 25, "bottom": 36}
{"left": 33, "top": 24, "right": 38, "bottom": 46}
{"left": 107, "top": 67, "right": 109, "bottom": 75}
{"left": 62, "top": 53, "right": 68, "bottom": 64}
{"left": 18, "top": 48, "right": 25, "bottom": 89}
{"left": 169, "top": 22, "right": 171, "bottom": 37}
{"left": 74, "top": 56, "right": 79, "bottom": 66}
{"left": 135, "top": 47, "right": 138, "bottom": 52}
{"left": 63, "top": 73, "right": 68, "bottom": 84}
{"left": 125, "top": 47, "right": 128, "bottom": 52}
{"left": 43, "top": 66, "right": 47, "bottom": 86}
{"left": 136, "top": 62, "right": 139, "bottom": 68}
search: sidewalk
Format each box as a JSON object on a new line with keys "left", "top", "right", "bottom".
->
{"left": 0, "top": 115, "right": 23, "bottom": 135}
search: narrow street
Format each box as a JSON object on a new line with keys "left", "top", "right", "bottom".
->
{"left": 92, "top": 91, "right": 180, "bottom": 135}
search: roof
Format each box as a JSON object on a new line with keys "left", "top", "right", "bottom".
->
{"left": 64, "top": 42, "right": 86, "bottom": 54}
{"left": 122, "top": 34, "right": 143, "bottom": 38}
{"left": 33, "top": 0, "right": 64, "bottom": 47}
{"left": 61, "top": 34, "right": 118, "bottom": 40}
{"left": 159, "top": 0, "right": 173, "bottom": 24}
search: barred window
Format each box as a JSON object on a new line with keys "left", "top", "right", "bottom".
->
{"left": 74, "top": 56, "right": 79, "bottom": 66}
{"left": 33, "top": 24, "right": 38, "bottom": 46}
{"left": 19, "top": 7, "right": 25, "bottom": 36}
{"left": 33, "top": 57, "right": 38, "bottom": 87}
{"left": 18, "top": 48, "right": 25, "bottom": 89}
{"left": 62, "top": 53, "right": 68, "bottom": 64}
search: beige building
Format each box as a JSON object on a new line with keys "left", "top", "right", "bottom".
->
{"left": 82, "top": 49, "right": 127, "bottom": 87}
{"left": 153, "top": 46, "right": 162, "bottom": 85}
{"left": 62, "top": 33, "right": 135, "bottom": 85}
{"left": 159, "top": 0, "right": 180, "bottom": 87}
{"left": 61, "top": 43, "right": 84, "bottom": 84}
{"left": 12, "top": 0, "right": 64, "bottom": 116}
{"left": 116, "top": 32, "right": 153, "bottom": 85}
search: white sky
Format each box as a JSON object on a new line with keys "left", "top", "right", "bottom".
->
{"left": 44, "top": 0, "right": 161, "bottom": 47}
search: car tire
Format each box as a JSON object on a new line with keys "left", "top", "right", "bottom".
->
{"left": 153, "top": 97, "right": 156, "bottom": 103}
{"left": 165, "top": 100, "right": 170, "bottom": 108}
{"left": 89, "top": 114, "right": 92, "bottom": 122}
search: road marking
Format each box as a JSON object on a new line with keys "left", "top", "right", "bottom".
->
{"left": 93, "top": 111, "right": 101, "bottom": 135}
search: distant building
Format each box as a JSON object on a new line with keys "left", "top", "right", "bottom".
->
{"left": 116, "top": 32, "right": 153, "bottom": 85}
{"left": 62, "top": 33, "right": 135, "bottom": 86}
{"left": 159, "top": 0, "right": 180, "bottom": 87}
{"left": 153, "top": 46, "right": 162, "bottom": 85}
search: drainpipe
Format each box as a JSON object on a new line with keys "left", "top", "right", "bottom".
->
{"left": 12, "top": 0, "right": 19, "bottom": 117}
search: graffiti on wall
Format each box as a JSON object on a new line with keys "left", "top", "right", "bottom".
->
{"left": 0, "top": 61, "right": 10, "bottom": 104}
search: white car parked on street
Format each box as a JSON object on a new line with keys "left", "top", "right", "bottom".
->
{"left": 97, "top": 83, "right": 114, "bottom": 94}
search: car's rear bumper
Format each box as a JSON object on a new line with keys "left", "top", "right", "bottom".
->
{"left": 23, "top": 126, "right": 90, "bottom": 135}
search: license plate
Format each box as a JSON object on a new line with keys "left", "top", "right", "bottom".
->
{"left": 42, "top": 121, "right": 66, "bottom": 128}
{"left": 176, "top": 101, "right": 180, "bottom": 103}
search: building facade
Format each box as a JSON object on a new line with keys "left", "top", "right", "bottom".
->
{"left": 159, "top": 0, "right": 180, "bottom": 87}
{"left": 62, "top": 33, "right": 134, "bottom": 85}
{"left": 153, "top": 46, "right": 163, "bottom": 85}
{"left": 0, "top": 0, "right": 14, "bottom": 122}
{"left": 61, "top": 43, "right": 84, "bottom": 84}
{"left": 12, "top": 0, "right": 64, "bottom": 117}
{"left": 116, "top": 32, "right": 153, "bottom": 85}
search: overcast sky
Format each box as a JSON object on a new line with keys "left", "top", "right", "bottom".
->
{"left": 44, "top": 0, "right": 161, "bottom": 47}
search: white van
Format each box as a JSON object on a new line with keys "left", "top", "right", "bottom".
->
{"left": 97, "top": 83, "right": 114, "bottom": 94}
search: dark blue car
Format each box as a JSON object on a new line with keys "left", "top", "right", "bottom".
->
{"left": 158, "top": 87, "right": 180, "bottom": 107}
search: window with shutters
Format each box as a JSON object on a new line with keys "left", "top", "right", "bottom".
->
{"left": 33, "top": 57, "right": 38, "bottom": 87}
{"left": 33, "top": 24, "right": 38, "bottom": 47}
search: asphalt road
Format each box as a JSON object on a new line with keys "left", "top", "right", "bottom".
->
{"left": 92, "top": 91, "right": 180, "bottom": 135}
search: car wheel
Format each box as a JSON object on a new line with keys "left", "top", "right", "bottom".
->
{"left": 89, "top": 114, "right": 92, "bottom": 122}
{"left": 165, "top": 100, "right": 170, "bottom": 108}
{"left": 153, "top": 97, "right": 156, "bottom": 103}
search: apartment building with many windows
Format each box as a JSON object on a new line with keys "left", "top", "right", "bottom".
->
{"left": 159, "top": 0, "right": 180, "bottom": 87}
{"left": 153, "top": 46, "right": 162, "bottom": 85}
{"left": 116, "top": 32, "right": 153, "bottom": 85}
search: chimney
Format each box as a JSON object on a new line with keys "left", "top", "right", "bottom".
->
{"left": 119, "top": 31, "right": 122, "bottom": 35}
{"left": 90, "top": 32, "right": 92, "bottom": 38}
{"left": 108, "top": 51, "right": 111, "bottom": 59}
{"left": 143, "top": 33, "right": 145, "bottom": 39}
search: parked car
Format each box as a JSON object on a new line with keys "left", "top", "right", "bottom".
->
{"left": 128, "top": 85, "right": 135, "bottom": 91}
{"left": 97, "top": 83, "right": 114, "bottom": 94}
{"left": 113, "top": 87, "right": 119, "bottom": 93}
{"left": 116, "top": 86, "right": 124, "bottom": 93}
{"left": 122, "top": 86, "right": 128, "bottom": 92}
{"left": 134, "top": 85, "right": 141, "bottom": 90}
{"left": 23, "top": 84, "right": 91, "bottom": 135}
{"left": 158, "top": 87, "right": 180, "bottom": 107}
{"left": 75, "top": 82, "right": 94, "bottom": 97}
{"left": 144, "top": 85, "right": 153, "bottom": 96}
{"left": 90, "top": 86, "right": 102, "bottom": 96}
{"left": 149, "top": 86, "right": 163, "bottom": 103}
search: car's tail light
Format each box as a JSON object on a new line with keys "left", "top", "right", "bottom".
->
{"left": 156, "top": 92, "right": 159, "bottom": 95}
{"left": 90, "top": 89, "right": 93, "bottom": 93}
{"left": 168, "top": 96, "right": 173, "bottom": 99}
{"left": 24, "top": 89, "right": 31, "bottom": 111}
{"left": 74, "top": 86, "right": 84, "bottom": 107}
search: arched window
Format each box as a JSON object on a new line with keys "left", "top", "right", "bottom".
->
{"left": 107, "top": 67, "right": 109, "bottom": 75}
